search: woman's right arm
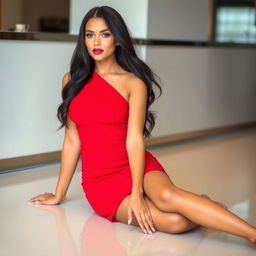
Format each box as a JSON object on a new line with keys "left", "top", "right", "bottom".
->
{"left": 29, "top": 72, "right": 81, "bottom": 205}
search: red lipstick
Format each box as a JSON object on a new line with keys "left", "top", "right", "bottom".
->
{"left": 93, "top": 48, "right": 104, "bottom": 55}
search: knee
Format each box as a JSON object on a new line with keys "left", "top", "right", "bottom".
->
{"left": 167, "top": 214, "right": 191, "bottom": 234}
{"left": 155, "top": 186, "right": 181, "bottom": 211}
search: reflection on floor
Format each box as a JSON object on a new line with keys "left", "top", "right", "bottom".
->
{"left": 1, "top": 128, "right": 256, "bottom": 255}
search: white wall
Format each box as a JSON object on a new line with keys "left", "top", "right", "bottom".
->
{"left": 70, "top": 0, "right": 149, "bottom": 38}
{"left": 147, "top": 0, "right": 209, "bottom": 41}
{"left": 0, "top": 40, "right": 75, "bottom": 158}
{"left": 146, "top": 46, "right": 256, "bottom": 137}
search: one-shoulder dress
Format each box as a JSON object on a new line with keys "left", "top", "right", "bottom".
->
{"left": 68, "top": 71, "right": 170, "bottom": 223}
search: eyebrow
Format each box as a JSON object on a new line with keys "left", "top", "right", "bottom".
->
{"left": 85, "top": 29, "right": 110, "bottom": 32}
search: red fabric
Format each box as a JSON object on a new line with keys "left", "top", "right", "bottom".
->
{"left": 68, "top": 71, "right": 169, "bottom": 222}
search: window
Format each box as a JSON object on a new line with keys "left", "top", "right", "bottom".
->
{"left": 213, "top": 0, "right": 256, "bottom": 44}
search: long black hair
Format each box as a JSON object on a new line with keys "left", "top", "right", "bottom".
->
{"left": 57, "top": 5, "right": 162, "bottom": 139}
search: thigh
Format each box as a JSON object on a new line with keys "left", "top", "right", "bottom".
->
{"left": 113, "top": 193, "right": 198, "bottom": 234}
{"left": 143, "top": 170, "right": 177, "bottom": 208}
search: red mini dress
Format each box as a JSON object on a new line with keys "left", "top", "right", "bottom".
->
{"left": 68, "top": 71, "right": 170, "bottom": 223}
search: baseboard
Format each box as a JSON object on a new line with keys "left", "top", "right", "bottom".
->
{"left": 1, "top": 121, "right": 256, "bottom": 173}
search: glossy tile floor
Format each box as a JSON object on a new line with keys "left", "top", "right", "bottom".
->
{"left": 1, "top": 128, "right": 256, "bottom": 256}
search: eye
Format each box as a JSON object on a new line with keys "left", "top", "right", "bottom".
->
{"left": 102, "top": 33, "right": 111, "bottom": 38}
{"left": 85, "top": 33, "right": 93, "bottom": 38}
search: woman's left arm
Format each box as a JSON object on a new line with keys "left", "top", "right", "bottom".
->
{"left": 126, "top": 77, "right": 155, "bottom": 234}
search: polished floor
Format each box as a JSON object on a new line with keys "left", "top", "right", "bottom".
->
{"left": 1, "top": 128, "right": 256, "bottom": 255}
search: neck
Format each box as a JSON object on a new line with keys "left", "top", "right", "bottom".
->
{"left": 94, "top": 56, "right": 120, "bottom": 75}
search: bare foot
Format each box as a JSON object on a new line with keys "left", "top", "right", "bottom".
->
{"left": 200, "top": 194, "right": 228, "bottom": 209}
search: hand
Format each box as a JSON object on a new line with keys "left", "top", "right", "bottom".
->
{"left": 127, "top": 192, "right": 156, "bottom": 234}
{"left": 28, "top": 192, "right": 65, "bottom": 205}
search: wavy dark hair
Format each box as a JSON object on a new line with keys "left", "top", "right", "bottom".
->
{"left": 57, "top": 5, "right": 162, "bottom": 139}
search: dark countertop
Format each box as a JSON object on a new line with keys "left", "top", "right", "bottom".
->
{"left": 0, "top": 31, "right": 255, "bottom": 48}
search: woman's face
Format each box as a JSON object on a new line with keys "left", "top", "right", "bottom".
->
{"left": 85, "top": 17, "right": 118, "bottom": 61}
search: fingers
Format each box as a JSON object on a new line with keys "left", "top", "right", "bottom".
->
{"left": 28, "top": 192, "right": 54, "bottom": 203}
{"left": 29, "top": 195, "right": 45, "bottom": 202}
{"left": 128, "top": 208, "right": 132, "bottom": 225}
{"left": 143, "top": 200, "right": 156, "bottom": 234}
{"left": 134, "top": 209, "right": 155, "bottom": 235}
{"left": 39, "top": 200, "right": 56, "bottom": 205}
{"left": 141, "top": 211, "right": 155, "bottom": 234}
{"left": 145, "top": 211, "right": 156, "bottom": 233}
{"left": 128, "top": 196, "right": 156, "bottom": 235}
{"left": 29, "top": 192, "right": 62, "bottom": 206}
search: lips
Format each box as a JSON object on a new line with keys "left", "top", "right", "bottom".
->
{"left": 93, "top": 48, "right": 104, "bottom": 55}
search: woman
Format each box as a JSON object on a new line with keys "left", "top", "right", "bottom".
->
{"left": 29, "top": 6, "right": 256, "bottom": 243}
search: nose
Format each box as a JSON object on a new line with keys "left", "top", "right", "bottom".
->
{"left": 94, "top": 34, "right": 100, "bottom": 46}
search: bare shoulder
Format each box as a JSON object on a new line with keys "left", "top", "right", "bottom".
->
{"left": 117, "top": 72, "right": 147, "bottom": 108}
{"left": 62, "top": 72, "right": 71, "bottom": 89}
{"left": 119, "top": 70, "right": 146, "bottom": 90}
{"left": 123, "top": 72, "right": 147, "bottom": 97}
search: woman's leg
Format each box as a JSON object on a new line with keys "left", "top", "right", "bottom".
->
{"left": 114, "top": 193, "right": 200, "bottom": 234}
{"left": 143, "top": 171, "right": 256, "bottom": 243}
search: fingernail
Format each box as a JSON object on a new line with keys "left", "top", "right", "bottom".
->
{"left": 153, "top": 228, "right": 156, "bottom": 232}
{"left": 143, "top": 229, "right": 147, "bottom": 234}
{"left": 148, "top": 231, "right": 152, "bottom": 235}
{"left": 128, "top": 219, "right": 131, "bottom": 225}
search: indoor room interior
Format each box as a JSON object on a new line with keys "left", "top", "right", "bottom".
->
{"left": 0, "top": 0, "right": 256, "bottom": 255}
